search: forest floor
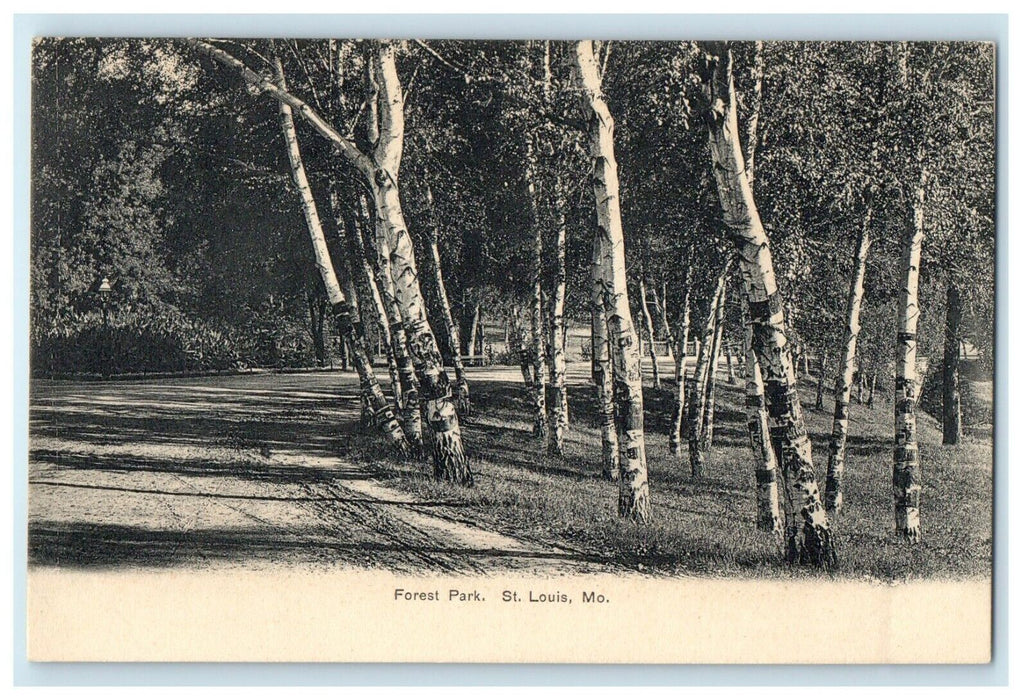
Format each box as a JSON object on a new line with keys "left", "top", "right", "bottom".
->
{"left": 28, "top": 358, "right": 993, "bottom": 580}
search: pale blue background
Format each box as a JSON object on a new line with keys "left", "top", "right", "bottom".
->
{"left": 12, "top": 12, "right": 1008, "bottom": 686}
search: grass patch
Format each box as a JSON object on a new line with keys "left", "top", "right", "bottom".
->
{"left": 339, "top": 363, "right": 993, "bottom": 581}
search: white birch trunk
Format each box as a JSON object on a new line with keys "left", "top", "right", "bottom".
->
{"left": 272, "top": 56, "right": 409, "bottom": 457}
{"left": 701, "top": 42, "right": 836, "bottom": 567}
{"left": 574, "top": 40, "right": 650, "bottom": 522}
{"left": 639, "top": 279, "right": 661, "bottom": 388}
{"left": 825, "top": 200, "right": 873, "bottom": 514}
{"left": 547, "top": 207, "right": 569, "bottom": 456}
{"left": 893, "top": 166, "right": 927, "bottom": 543}
{"left": 668, "top": 291, "right": 691, "bottom": 456}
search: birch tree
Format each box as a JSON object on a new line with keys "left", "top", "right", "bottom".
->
{"left": 573, "top": 40, "right": 650, "bottom": 522}
{"left": 192, "top": 39, "right": 472, "bottom": 484}
{"left": 271, "top": 53, "right": 410, "bottom": 457}
{"left": 700, "top": 41, "right": 836, "bottom": 566}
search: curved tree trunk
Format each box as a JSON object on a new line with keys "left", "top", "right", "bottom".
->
{"left": 669, "top": 291, "right": 691, "bottom": 456}
{"left": 547, "top": 207, "right": 569, "bottom": 456}
{"left": 639, "top": 279, "right": 661, "bottom": 388}
{"left": 825, "top": 200, "right": 873, "bottom": 513}
{"left": 701, "top": 41, "right": 836, "bottom": 567}
{"left": 422, "top": 183, "right": 471, "bottom": 416}
{"left": 942, "top": 284, "right": 963, "bottom": 445}
{"left": 893, "top": 165, "right": 928, "bottom": 542}
{"left": 574, "top": 40, "right": 650, "bottom": 522}
{"left": 273, "top": 56, "right": 408, "bottom": 457}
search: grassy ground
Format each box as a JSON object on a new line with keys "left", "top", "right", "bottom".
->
{"left": 348, "top": 359, "right": 992, "bottom": 581}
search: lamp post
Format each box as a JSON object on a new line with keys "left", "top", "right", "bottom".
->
{"left": 98, "top": 277, "right": 111, "bottom": 328}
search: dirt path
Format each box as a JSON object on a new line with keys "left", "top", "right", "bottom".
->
{"left": 28, "top": 368, "right": 609, "bottom": 574}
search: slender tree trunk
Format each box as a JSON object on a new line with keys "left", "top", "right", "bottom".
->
{"left": 824, "top": 201, "right": 873, "bottom": 513}
{"left": 740, "top": 286, "right": 782, "bottom": 533}
{"left": 337, "top": 195, "right": 405, "bottom": 415}
{"left": 724, "top": 340, "right": 737, "bottom": 385}
{"left": 639, "top": 279, "right": 661, "bottom": 388}
{"left": 591, "top": 238, "right": 620, "bottom": 480}
{"left": 669, "top": 291, "right": 691, "bottom": 456}
{"left": 701, "top": 284, "right": 727, "bottom": 451}
{"left": 688, "top": 266, "right": 727, "bottom": 476}
{"left": 943, "top": 284, "right": 963, "bottom": 445}
{"left": 574, "top": 41, "right": 650, "bottom": 522}
{"left": 701, "top": 41, "right": 836, "bottom": 567}
{"left": 547, "top": 207, "right": 569, "bottom": 456}
{"left": 467, "top": 302, "right": 480, "bottom": 357}
{"left": 868, "top": 369, "right": 878, "bottom": 409}
{"left": 814, "top": 351, "right": 827, "bottom": 411}
{"left": 422, "top": 183, "right": 471, "bottom": 416}
{"left": 893, "top": 164, "right": 928, "bottom": 542}
{"left": 273, "top": 56, "right": 408, "bottom": 457}
{"left": 526, "top": 172, "right": 548, "bottom": 442}
{"left": 658, "top": 281, "right": 674, "bottom": 357}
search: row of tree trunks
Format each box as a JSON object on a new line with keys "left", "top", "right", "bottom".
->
{"left": 366, "top": 194, "right": 425, "bottom": 452}
{"left": 574, "top": 40, "right": 650, "bottom": 522}
{"left": 337, "top": 196, "right": 405, "bottom": 416}
{"left": 272, "top": 54, "right": 409, "bottom": 457}
{"left": 195, "top": 38, "right": 471, "bottom": 484}
{"left": 547, "top": 207, "right": 570, "bottom": 456}
{"left": 687, "top": 265, "right": 727, "bottom": 478}
{"left": 639, "top": 279, "right": 661, "bottom": 388}
{"left": 824, "top": 197, "right": 874, "bottom": 514}
{"left": 701, "top": 41, "right": 836, "bottom": 567}
{"left": 668, "top": 290, "right": 691, "bottom": 457}
{"left": 422, "top": 182, "right": 471, "bottom": 416}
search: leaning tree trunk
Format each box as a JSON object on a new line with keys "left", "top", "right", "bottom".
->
{"left": 346, "top": 202, "right": 405, "bottom": 415}
{"left": 591, "top": 237, "right": 620, "bottom": 480}
{"left": 893, "top": 165, "right": 928, "bottom": 543}
{"left": 700, "top": 283, "right": 727, "bottom": 451}
{"left": 639, "top": 279, "right": 661, "bottom": 388}
{"left": 669, "top": 291, "right": 691, "bottom": 456}
{"left": 742, "top": 295, "right": 783, "bottom": 534}
{"left": 365, "top": 43, "right": 470, "bottom": 484}
{"left": 688, "top": 267, "right": 727, "bottom": 477}
{"left": 422, "top": 183, "right": 471, "bottom": 416}
{"left": 574, "top": 40, "right": 650, "bottom": 522}
{"left": 824, "top": 200, "right": 873, "bottom": 514}
{"left": 942, "top": 284, "right": 963, "bottom": 445}
{"left": 701, "top": 41, "right": 836, "bottom": 567}
{"left": 273, "top": 56, "right": 408, "bottom": 457}
{"left": 547, "top": 207, "right": 570, "bottom": 456}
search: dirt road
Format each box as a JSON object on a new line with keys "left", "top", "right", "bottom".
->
{"left": 28, "top": 366, "right": 612, "bottom": 574}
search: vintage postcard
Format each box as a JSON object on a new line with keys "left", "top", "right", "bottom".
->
{"left": 26, "top": 36, "right": 995, "bottom": 663}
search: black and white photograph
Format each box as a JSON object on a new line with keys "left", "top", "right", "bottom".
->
{"left": 25, "top": 33, "right": 996, "bottom": 663}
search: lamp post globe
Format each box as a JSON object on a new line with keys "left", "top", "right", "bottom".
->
{"left": 99, "top": 277, "right": 111, "bottom": 327}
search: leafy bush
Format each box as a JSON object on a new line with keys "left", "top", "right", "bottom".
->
{"left": 30, "top": 308, "right": 319, "bottom": 377}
